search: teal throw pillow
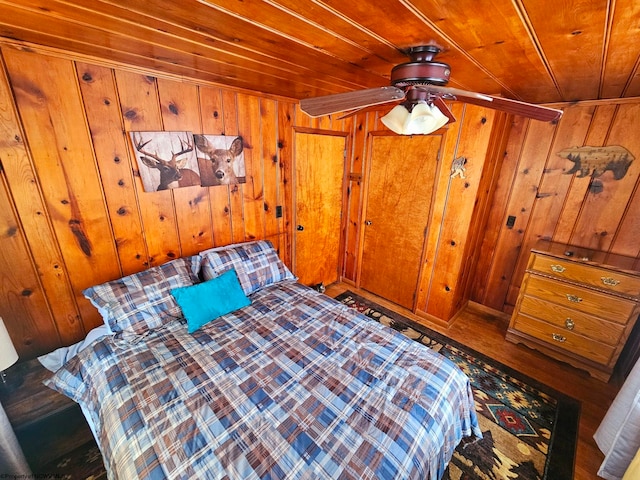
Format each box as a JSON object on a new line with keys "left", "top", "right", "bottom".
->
{"left": 171, "top": 269, "right": 251, "bottom": 333}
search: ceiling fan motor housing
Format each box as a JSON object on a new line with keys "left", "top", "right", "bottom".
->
{"left": 391, "top": 45, "right": 451, "bottom": 87}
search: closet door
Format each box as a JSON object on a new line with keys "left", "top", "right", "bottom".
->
{"left": 359, "top": 135, "right": 440, "bottom": 309}
{"left": 294, "top": 132, "right": 346, "bottom": 287}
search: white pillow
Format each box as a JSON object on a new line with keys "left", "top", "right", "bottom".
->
{"left": 37, "top": 325, "right": 111, "bottom": 372}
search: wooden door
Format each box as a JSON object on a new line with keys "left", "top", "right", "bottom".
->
{"left": 360, "top": 135, "right": 440, "bottom": 309}
{"left": 294, "top": 132, "right": 346, "bottom": 287}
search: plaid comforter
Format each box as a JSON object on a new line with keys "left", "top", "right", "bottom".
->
{"left": 47, "top": 282, "right": 481, "bottom": 480}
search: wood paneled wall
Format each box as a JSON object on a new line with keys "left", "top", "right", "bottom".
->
{"left": 472, "top": 100, "right": 640, "bottom": 313}
{"left": 0, "top": 44, "right": 356, "bottom": 359}
{"left": 3, "top": 39, "right": 638, "bottom": 362}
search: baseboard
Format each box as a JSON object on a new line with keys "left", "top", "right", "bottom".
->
{"left": 466, "top": 300, "right": 512, "bottom": 324}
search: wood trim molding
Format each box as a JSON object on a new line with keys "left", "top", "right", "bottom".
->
{"left": 292, "top": 126, "right": 350, "bottom": 136}
{"left": 545, "top": 96, "right": 640, "bottom": 108}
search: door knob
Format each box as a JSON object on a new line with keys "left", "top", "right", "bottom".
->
{"left": 364, "top": 220, "right": 372, "bottom": 226}
{"left": 297, "top": 225, "right": 304, "bottom": 231}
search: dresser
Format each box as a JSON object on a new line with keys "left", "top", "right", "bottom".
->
{"left": 506, "top": 240, "right": 640, "bottom": 382}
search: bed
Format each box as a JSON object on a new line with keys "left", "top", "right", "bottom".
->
{"left": 43, "top": 240, "right": 481, "bottom": 480}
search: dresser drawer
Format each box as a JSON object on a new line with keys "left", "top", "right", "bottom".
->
{"left": 524, "top": 274, "right": 636, "bottom": 320}
{"left": 518, "top": 295, "right": 625, "bottom": 346}
{"left": 512, "top": 313, "right": 615, "bottom": 365}
{"left": 530, "top": 253, "right": 640, "bottom": 298}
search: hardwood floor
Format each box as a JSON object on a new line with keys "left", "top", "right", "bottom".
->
{"left": 326, "top": 282, "right": 622, "bottom": 480}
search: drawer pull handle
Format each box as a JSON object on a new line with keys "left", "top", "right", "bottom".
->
{"left": 601, "top": 276, "right": 620, "bottom": 287}
{"left": 552, "top": 333, "right": 567, "bottom": 343}
{"left": 564, "top": 318, "right": 575, "bottom": 330}
{"left": 550, "top": 264, "right": 566, "bottom": 273}
{"left": 565, "top": 294, "right": 582, "bottom": 303}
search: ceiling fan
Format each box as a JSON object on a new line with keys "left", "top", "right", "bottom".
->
{"left": 300, "top": 46, "right": 563, "bottom": 133}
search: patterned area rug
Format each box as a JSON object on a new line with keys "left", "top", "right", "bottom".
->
{"left": 335, "top": 290, "right": 581, "bottom": 480}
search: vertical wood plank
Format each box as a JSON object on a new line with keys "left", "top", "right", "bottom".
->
{"left": 463, "top": 112, "right": 511, "bottom": 306}
{"left": 199, "top": 86, "right": 232, "bottom": 247}
{"left": 611, "top": 184, "right": 640, "bottom": 257}
{"left": 3, "top": 48, "right": 120, "bottom": 332}
{"left": 277, "top": 101, "right": 294, "bottom": 266}
{"left": 318, "top": 113, "right": 333, "bottom": 131}
{"left": 221, "top": 90, "right": 245, "bottom": 243}
{"left": 0, "top": 48, "right": 82, "bottom": 348}
{"left": 237, "top": 93, "right": 265, "bottom": 242}
{"left": 260, "top": 98, "right": 280, "bottom": 241}
{"left": 76, "top": 62, "right": 149, "bottom": 275}
{"left": 115, "top": 70, "right": 180, "bottom": 265}
{"left": 295, "top": 104, "right": 313, "bottom": 129}
{"left": 157, "top": 78, "right": 213, "bottom": 256}
{"left": 471, "top": 115, "right": 526, "bottom": 306}
{"left": 0, "top": 175, "right": 60, "bottom": 358}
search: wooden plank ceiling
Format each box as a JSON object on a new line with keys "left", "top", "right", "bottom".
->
{"left": 0, "top": 0, "right": 639, "bottom": 105}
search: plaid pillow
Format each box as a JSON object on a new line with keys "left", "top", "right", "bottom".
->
{"left": 197, "top": 240, "right": 296, "bottom": 295}
{"left": 83, "top": 257, "right": 199, "bottom": 334}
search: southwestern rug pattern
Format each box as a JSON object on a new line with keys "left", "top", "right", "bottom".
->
{"left": 335, "top": 290, "right": 581, "bottom": 480}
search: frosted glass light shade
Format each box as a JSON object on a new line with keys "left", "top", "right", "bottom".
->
{"left": 0, "top": 318, "right": 18, "bottom": 372}
{"left": 380, "top": 104, "right": 410, "bottom": 134}
{"left": 404, "top": 102, "right": 449, "bottom": 135}
{"left": 381, "top": 102, "right": 448, "bottom": 135}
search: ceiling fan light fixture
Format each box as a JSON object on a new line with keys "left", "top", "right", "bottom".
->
{"left": 381, "top": 101, "right": 448, "bottom": 135}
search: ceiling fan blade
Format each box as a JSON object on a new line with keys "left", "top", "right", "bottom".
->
{"left": 418, "top": 85, "right": 563, "bottom": 122}
{"left": 336, "top": 101, "right": 403, "bottom": 120}
{"left": 300, "top": 86, "right": 405, "bottom": 117}
{"left": 432, "top": 96, "right": 456, "bottom": 125}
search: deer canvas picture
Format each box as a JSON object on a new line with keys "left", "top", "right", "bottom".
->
{"left": 130, "top": 131, "right": 201, "bottom": 192}
{"left": 193, "top": 134, "right": 246, "bottom": 186}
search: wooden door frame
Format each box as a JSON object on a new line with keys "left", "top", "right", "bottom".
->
{"left": 355, "top": 131, "right": 445, "bottom": 312}
{"left": 292, "top": 127, "right": 350, "bottom": 284}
